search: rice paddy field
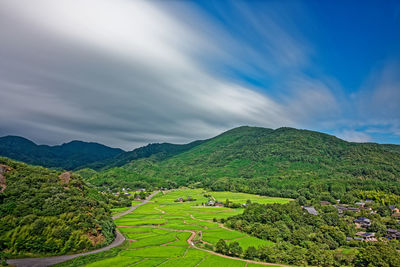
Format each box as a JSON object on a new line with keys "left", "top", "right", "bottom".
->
{"left": 64, "top": 189, "right": 291, "bottom": 266}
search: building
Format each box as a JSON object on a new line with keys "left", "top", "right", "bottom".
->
{"left": 354, "top": 217, "right": 371, "bottom": 228}
{"left": 389, "top": 205, "right": 400, "bottom": 213}
{"left": 215, "top": 201, "right": 224, "bottom": 207}
{"left": 355, "top": 201, "right": 365, "bottom": 208}
{"left": 355, "top": 232, "right": 377, "bottom": 242}
{"left": 320, "top": 201, "right": 331, "bottom": 206}
{"left": 303, "top": 206, "right": 318, "bottom": 215}
{"left": 177, "top": 198, "right": 184, "bottom": 203}
{"left": 206, "top": 200, "right": 215, "bottom": 206}
{"left": 391, "top": 213, "right": 400, "bottom": 221}
{"left": 135, "top": 188, "right": 146, "bottom": 193}
{"left": 347, "top": 207, "right": 360, "bottom": 212}
{"left": 386, "top": 228, "right": 400, "bottom": 240}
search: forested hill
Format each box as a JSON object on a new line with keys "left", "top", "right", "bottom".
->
{"left": 0, "top": 135, "right": 123, "bottom": 170}
{"left": 91, "top": 126, "right": 400, "bottom": 199}
{"left": 83, "top": 140, "right": 206, "bottom": 170}
{"left": 0, "top": 157, "right": 115, "bottom": 256}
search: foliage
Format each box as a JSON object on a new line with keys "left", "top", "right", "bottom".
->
{"left": 355, "top": 243, "right": 400, "bottom": 267}
{"left": 0, "top": 136, "right": 123, "bottom": 170}
{"left": 89, "top": 127, "right": 400, "bottom": 200}
{"left": 0, "top": 157, "right": 115, "bottom": 256}
{"left": 215, "top": 239, "right": 228, "bottom": 254}
{"left": 224, "top": 201, "right": 400, "bottom": 266}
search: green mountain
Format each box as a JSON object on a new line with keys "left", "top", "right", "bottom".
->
{"left": 0, "top": 136, "right": 124, "bottom": 170}
{"left": 83, "top": 140, "right": 206, "bottom": 170}
{"left": 0, "top": 157, "right": 115, "bottom": 256}
{"left": 91, "top": 126, "right": 400, "bottom": 199}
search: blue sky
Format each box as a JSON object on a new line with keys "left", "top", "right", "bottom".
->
{"left": 0, "top": 0, "right": 399, "bottom": 149}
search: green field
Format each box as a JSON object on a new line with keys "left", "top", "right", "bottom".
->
{"left": 58, "top": 189, "right": 289, "bottom": 267}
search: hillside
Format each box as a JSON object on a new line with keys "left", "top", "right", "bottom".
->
{"left": 0, "top": 136, "right": 124, "bottom": 170}
{"left": 91, "top": 126, "right": 400, "bottom": 199}
{"left": 0, "top": 157, "right": 115, "bottom": 256}
{"left": 83, "top": 140, "right": 206, "bottom": 170}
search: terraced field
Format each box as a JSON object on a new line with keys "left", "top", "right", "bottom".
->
{"left": 62, "top": 189, "right": 291, "bottom": 266}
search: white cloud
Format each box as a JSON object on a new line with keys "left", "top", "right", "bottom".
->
{"left": 0, "top": 0, "right": 303, "bottom": 149}
{"left": 336, "top": 130, "right": 372, "bottom": 143}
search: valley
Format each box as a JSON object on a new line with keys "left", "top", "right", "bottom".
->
{"left": 55, "top": 189, "right": 289, "bottom": 267}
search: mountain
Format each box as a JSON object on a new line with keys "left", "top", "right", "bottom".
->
{"left": 83, "top": 140, "right": 206, "bottom": 170}
{"left": 91, "top": 126, "right": 400, "bottom": 199}
{"left": 0, "top": 136, "right": 124, "bottom": 170}
{"left": 0, "top": 157, "right": 115, "bottom": 256}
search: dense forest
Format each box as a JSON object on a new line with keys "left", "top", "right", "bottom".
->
{"left": 0, "top": 157, "right": 116, "bottom": 258}
{"left": 0, "top": 136, "right": 123, "bottom": 170}
{"left": 223, "top": 202, "right": 400, "bottom": 266}
{"left": 87, "top": 126, "right": 400, "bottom": 201}
{"left": 83, "top": 140, "right": 206, "bottom": 170}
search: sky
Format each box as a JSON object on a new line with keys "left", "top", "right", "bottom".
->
{"left": 0, "top": 0, "right": 399, "bottom": 150}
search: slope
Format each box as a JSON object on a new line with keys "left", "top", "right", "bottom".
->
{"left": 92, "top": 126, "right": 400, "bottom": 199}
{"left": 0, "top": 136, "right": 124, "bottom": 170}
{"left": 0, "top": 157, "right": 115, "bottom": 257}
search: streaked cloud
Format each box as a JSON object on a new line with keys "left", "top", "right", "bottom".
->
{"left": 0, "top": 0, "right": 398, "bottom": 148}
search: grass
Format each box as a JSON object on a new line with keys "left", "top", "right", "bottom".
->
{"left": 130, "top": 232, "right": 177, "bottom": 248}
{"left": 111, "top": 207, "right": 130, "bottom": 216}
{"left": 197, "top": 255, "right": 246, "bottom": 267}
{"left": 114, "top": 218, "right": 166, "bottom": 226}
{"left": 132, "top": 258, "right": 167, "bottom": 266}
{"left": 166, "top": 232, "right": 191, "bottom": 247}
{"left": 202, "top": 229, "right": 246, "bottom": 244}
{"left": 64, "top": 189, "right": 289, "bottom": 266}
{"left": 85, "top": 256, "right": 141, "bottom": 267}
{"left": 227, "top": 236, "right": 274, "bottom": 250}
{"left": 210, "top": 191, "right": 291, "bottom": 204}
{"left": 121, "top": 246, "right": 187, "bottom": 258}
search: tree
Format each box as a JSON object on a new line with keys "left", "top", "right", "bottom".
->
{"left": 215, "top": 239, "right": 228, "bottom": 254}
{"left": 228, "top": 241, "right": 243, "bottom": 257}
{"left": 297, "top": 196, "right": 307, "bottom": 206}
{"left": 355, "top": 243, "right": 400, "bottom": 267}
{"left": 244, "top": 246, "right": 257, "bottom": 259}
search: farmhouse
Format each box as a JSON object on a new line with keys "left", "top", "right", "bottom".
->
{"left": 386, "top": 228, "right": 400, "bottom": 240}
{"left": 177, "top": 198, "right": 184, "bottom": 203}
{"left": 215, "top": 201, "right": 224, "bottom": 207}
{"left": 320, "top": 201, "right": 331, "bottom": 206}
{"left": 389, "top": 205, "right": 400, "bottom": 213}
{"left": 355, "top": 232, "right": 377, "bottom": 242}
{"left": 206, "top": 200, "right": 215, "bottom": 206}
{"left": 392, "top": 213, "right": 400, "bottom": 221}
{"left": 135, "top": 188, "right": 146, "bottom": 193}
{"left": 347, "top": 207, "right": 360, "bottom": 212}
{"left": 303, "top": 206, "right": 318, "bottom": 215}
{"left": 355, "top": 201, "right": 365, "bottom": 208}
{"left": 354, "top": 217, "right": 371, "bottom": 228}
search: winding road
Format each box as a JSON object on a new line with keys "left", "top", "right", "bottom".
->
{"left": 7, "top": 191, "right": 159, "bottom": 267}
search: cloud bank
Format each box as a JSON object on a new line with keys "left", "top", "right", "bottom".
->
{"left": 0, "top": 0, "right": 398, "bottom": 148}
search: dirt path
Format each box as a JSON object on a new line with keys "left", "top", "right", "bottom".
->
{"left": 7, "top": 192, "right": 159, "bottom": 267}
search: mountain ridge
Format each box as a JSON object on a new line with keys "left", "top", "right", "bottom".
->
{"left": 0, "top": 135, "right": 124, "bottom": 170}
{"left": 88, "top": 126, "right": 400, "bottom": 200}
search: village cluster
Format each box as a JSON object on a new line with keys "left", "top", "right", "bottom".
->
{"left": 303, "top": 200, "right": 400, "bottom": 242}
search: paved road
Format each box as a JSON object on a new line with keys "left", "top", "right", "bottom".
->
{"left": 7, "top": 191, "right": 159, "bottom": 267}
{"left": 112, "top": 191, "right": 158, "bottom": 220}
